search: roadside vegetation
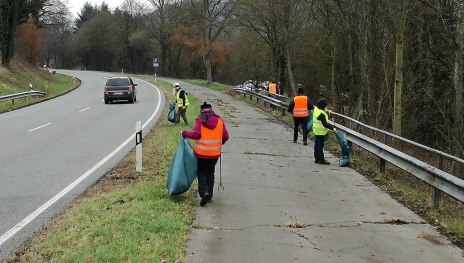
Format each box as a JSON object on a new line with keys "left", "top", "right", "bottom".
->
{"left": 3, "top": 76, "right": 462, "bottom": 262}
{"left": 4, "top": 79, "right": 198, "bottom": 263}
{"left": 190, "top": 80, "right": 464, "bottom": 249}
{"left": 0, "top": 64, "right": 79, "bottom": 113}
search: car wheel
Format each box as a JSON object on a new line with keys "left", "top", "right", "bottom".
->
{"left": 104, "top": 98, "right": 109, "bottom": 104}
{"left": 129, "top": 96, "right": 134, "bottom": 103}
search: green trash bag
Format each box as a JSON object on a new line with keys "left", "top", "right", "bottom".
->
{"left": 335, "top": 130, "right": 351, "bottom": 167}
{"left": 305, "top": 111, "right": 313, "bottom": 136}
{"left": 167, "top": 101, "right": 176, "bottom": 123}
{"left": 166, "top": 135, "right": 198, "bottom": 195}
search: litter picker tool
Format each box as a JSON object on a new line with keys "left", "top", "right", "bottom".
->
{"left": 218, "top": 155, "right": 224, "bottom": 191}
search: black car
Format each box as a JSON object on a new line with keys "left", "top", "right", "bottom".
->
{"left": 104, "top": 77, "right": 137, "bottom": 104}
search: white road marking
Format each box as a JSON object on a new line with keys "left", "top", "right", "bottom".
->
{"left": 28, "top": 123, "right": 52, "bottom": 132}
{"left": 79, "top": 107, "right": 91, "bottom": 112}
{"left": 0, "top": 80, "right": 162, "bottom": 247}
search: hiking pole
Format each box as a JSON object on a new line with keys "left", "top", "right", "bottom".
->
{"left": 218, "top": 155, "right": 224, "bottom": 191}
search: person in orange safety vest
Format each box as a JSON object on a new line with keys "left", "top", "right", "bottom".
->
{"left": 268, "top": 81, "right": 277, "bottom": 94}
{"left": 182, "top": 102, "right": 229, "bottom": 206}
{"left": 288, "top": 86, "right": 313, "bottom": 145}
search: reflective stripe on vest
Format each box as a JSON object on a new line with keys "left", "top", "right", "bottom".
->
{"left": 194, "top": 118, "right": 224, "bottom": 157}
{"left": 293, "top": 96, "right": 309, "bottom": 117}
{"left": 176, "top": 89, "right": 189, "bottom": 107}
{"left": 312, "top": 107, "right": 329, "bottom": 135}
{"left": 269, "top": 83, "right": 277, "bottom": 94}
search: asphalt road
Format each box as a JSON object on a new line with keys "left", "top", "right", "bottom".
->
{"left": 0, "top": 70, "right": 164, "bottom": 260}
{"left": 158, "top": 78, "right": 464, "bottom": 263}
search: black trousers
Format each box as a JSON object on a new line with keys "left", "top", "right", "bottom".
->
{"left": 293, "top": 117, "right": 308, "bottom": 142}
{"left": 197, "top": 158, "right": 219, "bottom": 198}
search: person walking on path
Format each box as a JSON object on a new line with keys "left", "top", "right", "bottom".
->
{"left": 288, "top": 86, "right": 313, "bottom": 145}
{"left": 175, "top": 83, "right": 189, "bottom": 125}
{"left": 312, "top": 97, "right": 336, "bottom": 164}
{"left": 182, "top": 102, "right": 229, "bottom": 206}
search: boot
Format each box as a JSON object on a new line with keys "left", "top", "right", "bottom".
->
{"left": 314, "top": 152, "right": 320, "bottom": 163}
{"left": 319, "top": 153, "right": 330, "bottom": 165}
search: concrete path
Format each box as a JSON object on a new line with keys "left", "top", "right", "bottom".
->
{"left": 170, "top": 80, "right": 463, "bottom": 263}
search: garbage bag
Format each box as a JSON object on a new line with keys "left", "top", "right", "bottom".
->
{"left": 305, "top": 111, "right": 313, "bottom": 136}
{"left": 335, "top": 130, "right": 351, "bottom": 167}
{"left": 166, "top": 135, "right": 198, "bottom": 195}
{"left": 167, "top": 101, "right": 176, "bottom": 123}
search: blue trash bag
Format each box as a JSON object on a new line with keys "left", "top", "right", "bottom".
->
{"left": 166, "top": 135, "right": 198, "bottom": 195}
{"left": 305, "top": 111, "right": 313, "bottom": 136}
{"left": 335, "top": 130, "right": 351, "bottom": 167}
{"left": 167, "top": 101, "right": 176, "bottom": 123}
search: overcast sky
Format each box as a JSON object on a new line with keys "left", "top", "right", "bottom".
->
{"left": 67, "top": 0, "right": 126, "bottom": 18}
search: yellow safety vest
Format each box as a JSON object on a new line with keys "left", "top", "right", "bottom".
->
{"left": 176, "top": 89, "right": 189, "bottom": 107}
{"left": 312, "top": 107, "right": 329, "bottom": 135}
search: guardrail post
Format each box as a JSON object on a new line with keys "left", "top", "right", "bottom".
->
{"left": 380, "top": 134, "right": 387, "bottom": 173}
{"left": 432, "top": 156, "right": 443, "bottom": 209}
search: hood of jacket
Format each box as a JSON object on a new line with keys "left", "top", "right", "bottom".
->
{"left": 199, "top": 108, "right": 220, "bottom": 129}
{"left": 316, "top": 97, "right": 328, "bottom": 109}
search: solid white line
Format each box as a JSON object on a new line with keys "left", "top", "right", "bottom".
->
{"left": 0, "top": 80, "right": 162, "bottom": 246}
{"left": 28, "top": 123, "right": 52, "bottom": 132}
{"left": 79, "top": 107, "right": 91, "bottom": 112}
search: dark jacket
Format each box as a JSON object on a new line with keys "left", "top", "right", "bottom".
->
{"left": 315, "top": 98, "right": 334, "bottom": 130}
{"left": 182, "top": 108, "right": 229, "bottom": 159}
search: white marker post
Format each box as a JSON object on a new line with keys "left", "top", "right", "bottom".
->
{"left": 135, "top": 121, "right": 142, "bottom": 172}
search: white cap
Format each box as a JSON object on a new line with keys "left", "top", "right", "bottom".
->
{"left": 174, "top": 82, "right": 180, "bottom": 87}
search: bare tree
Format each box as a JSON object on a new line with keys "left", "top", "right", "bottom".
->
{"left": 188, "top": 0, "right": 235, "bottom": 83}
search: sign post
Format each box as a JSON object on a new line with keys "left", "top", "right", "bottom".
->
{"left": 153, "top": 57, "right": 159, "bottom": 82}
{"left": 136, "top": 121, "right": 142, "bottom": 172}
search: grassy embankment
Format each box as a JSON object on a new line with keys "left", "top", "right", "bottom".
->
{"left": 184, "top": 79, "right": 464, "bottom": 249}
{"left": 0, "top": 65, "right": 79, "bottom": 113}
{"left": 4, "top": 78, "right": 199, "bottom": 263}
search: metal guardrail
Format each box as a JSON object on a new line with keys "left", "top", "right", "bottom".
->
{"left": 0, "top": 91, "right": 46, "bottom": 104}
{"left": 233, "top": 87, "right": 464, "bottom": 208}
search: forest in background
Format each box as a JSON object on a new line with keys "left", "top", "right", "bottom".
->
{"left": 0, "top": 0, "right": 463, "bottom": 161}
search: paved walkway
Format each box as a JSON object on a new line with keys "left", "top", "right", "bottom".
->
{"left": 171, "top": 80, "right": 463, "bottom": 263}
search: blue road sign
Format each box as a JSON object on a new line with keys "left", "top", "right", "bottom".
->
{"left": 153, "top": 58, "right": 159, "bottom": 67}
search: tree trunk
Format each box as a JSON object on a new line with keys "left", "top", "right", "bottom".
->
{"left": 454, "top": 3, "right": 464, "bottom": 174}
{"left": 393, "top": 33, "right": 404, "bottom": 136}
{"left": 285, "top": 48, "right": 296, "bottom": 96}
{"left": 330, "top": 33, "right": 340, "bottom": 112}
{"left": 203, "top": 52, "right": 213, "bottom": 83}
{"left": 1, "top": 0, "right": 20, "bottom": 67}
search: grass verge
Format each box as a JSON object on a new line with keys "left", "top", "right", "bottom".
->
{"left": 4, "top": 78, "right": 199, "bottom": 263}
{"left": 188, "top": 79, "right": 464, "bottom": 249}
{"left": 0, "top": 65, "right": 79, "bottom": 113}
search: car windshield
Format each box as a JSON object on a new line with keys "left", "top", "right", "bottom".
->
{"left": 106, "top": 78, "right": 130, "bottom": 86}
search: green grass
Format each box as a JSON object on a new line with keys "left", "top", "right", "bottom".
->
{"left": 183, "top": 79, "right": 231, "bottom": 92}
{"left": 5, "top": 78, "right": 199, "bottom": 263}
{"left": 0, "top": 66, "right": 79, "bottom": 113}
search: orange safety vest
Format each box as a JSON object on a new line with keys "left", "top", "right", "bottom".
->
{"left": 293, "top": 96, "right": 309, "bottom": 117}
{"left": 269, "top": 83, "right": 277, "bottom": 94}
{"left": 194, "top": 118, "right": 224, "bottom": 157}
